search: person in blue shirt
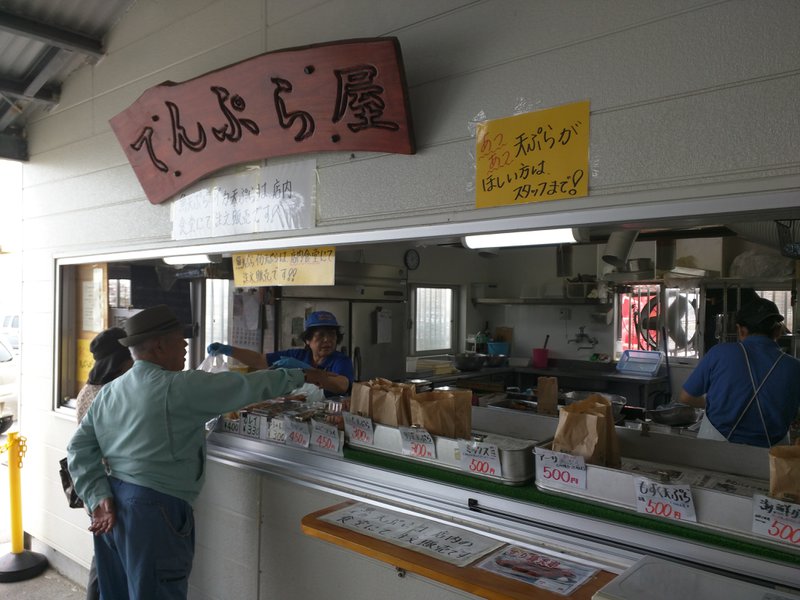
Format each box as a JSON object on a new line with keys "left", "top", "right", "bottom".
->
{"left": 208, "top": 310, "right": 353, "bottom": 397}
{"left": 680, "top": 297, "right": 800, "bottom": 447}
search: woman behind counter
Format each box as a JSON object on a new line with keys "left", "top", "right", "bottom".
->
{"left": 679, "top": 297, "right": 800, "bottom": 447}
{"left": 208, "top": 310, "right": 353, "bottom": 397}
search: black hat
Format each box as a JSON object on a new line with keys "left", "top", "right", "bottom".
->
{"left": 735, "top": 298, "right": 784, "bottom": 329}
{"left": 119, "top": 305, "right": 182, "bottom": 347}
{"left": 87, "top": 327, "right": 132, "bottom": 385}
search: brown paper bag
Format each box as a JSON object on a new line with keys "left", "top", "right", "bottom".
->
{"left": 536, "top": 377, "right": 559, "bottom": 416}
{"left": 371, "top": 380, "right": 413, "bottom": 427}
{"left": 410, "top": 390, "right": 472, "bottom": 439}
{"left": 552, "top": 395, "right": 620, "bottom": 467}
{"left": 769, "top": 445, "right": 800, "bottom": 502}
{"left": 349, "top": 381, "right": 373, "bottom": 418}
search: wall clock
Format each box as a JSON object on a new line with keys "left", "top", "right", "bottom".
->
{"left": 404, "top": 249, "right": 420, "bottom": 270}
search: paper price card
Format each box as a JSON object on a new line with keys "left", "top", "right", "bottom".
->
{"left": 752, "top": 494, "right": 800, "bottom": 547}
{"left": 267, "top": 417, "right": 286, "bottom": 443}
{"left": 311, "top": 419, "right": 342, "bottom": 455}
{"left": 343, "top": 412, "right": 374, "bottom": 446}
{"left": 284, "top": 418, "right": 310, "bottom": 448}
{"left": 535, "top": 448, "right": 587, "bottom": 490}
{"left": 232, "top": 246, "right": 335, "bottom": 287}
{"left": 458, "top": 440, "right": 502, "bottom": 478}
{"left": 634, "top": 477, "right": 697, "bottom": 522}
{"left": 399, "top": 427, "right": 436, "bottom": 459}
{"left": 475, "top": 100, "right": 590, "bottom": 208}
{"left": 240, "top": 413, "right": 266, "bottom": 440}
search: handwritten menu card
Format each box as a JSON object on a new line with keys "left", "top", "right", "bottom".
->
{"left": 320, "top": 503, "right": 503, "bottom": 567}
{"left": 475, "top": 100, "right": 590, "bottom": 208}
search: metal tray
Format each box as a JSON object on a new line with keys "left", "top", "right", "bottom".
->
{"left": 346, "top": 407, "right": 559, "bottom": 486}
{"left": 534, "top": 429, "right": 789, "bottom": 550}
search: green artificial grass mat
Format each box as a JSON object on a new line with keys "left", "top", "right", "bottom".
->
{"left": 343, "top": 447, "right": 799, "bottom": 566}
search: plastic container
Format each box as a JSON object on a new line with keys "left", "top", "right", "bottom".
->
{"left": 615, "top": 350, "right": 663, "bottom": 376}
{"left": 487, "top": 342, "right": 509, "bottom": 355}
{"left": 531, "top": 348, "right": 549, "bottom": 369}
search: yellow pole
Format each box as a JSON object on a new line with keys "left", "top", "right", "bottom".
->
{"left": 8, "top": 432, "right": 23, "bottom": 554}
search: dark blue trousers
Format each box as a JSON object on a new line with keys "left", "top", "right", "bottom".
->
{"left": 94, "top": 478, "right": 195, "bottom": 600}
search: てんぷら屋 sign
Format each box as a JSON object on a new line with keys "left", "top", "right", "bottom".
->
{"left": 110, "top": 38, "right": 415, "bottom": 205}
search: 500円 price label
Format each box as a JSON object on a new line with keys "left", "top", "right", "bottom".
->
{"left": 634, "top": 476, "right": 696, "bottom": 522}
{"left": 752, "top": 494, "right": 800, "bottom": 547}
{"left": 458, "top": 440, "right": 502, "bottom": 478}
{"left": 399, "top": 426, "right": 436, "bottom": 459}
{"left": 535, "top": 447, "right": 586, "bottom": 489}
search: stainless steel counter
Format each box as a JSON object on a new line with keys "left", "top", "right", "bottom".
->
{"left": 206, "top": 410, "right": 799, "bottom": 591}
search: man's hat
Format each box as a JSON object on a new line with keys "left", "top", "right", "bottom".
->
{"left": 735, "top": 297, "right": 784, "bottom": 329}
{"left": 119, "top": 305, "right": 182, "bottom": 347}
{"left": 304, "top": 310, "right": 340, "bottom": 330}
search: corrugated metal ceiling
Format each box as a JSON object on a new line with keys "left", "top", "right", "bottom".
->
{"left": 0, "top": 0, "right": 137, "bottom": 161}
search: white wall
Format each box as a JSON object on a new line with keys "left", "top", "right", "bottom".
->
{"left": 16, "top": 0, "right": 800, "bottom": 594}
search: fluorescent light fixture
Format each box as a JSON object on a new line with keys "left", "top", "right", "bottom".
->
{"left": 162, "top": 254, "right": 214, "bottom": 265}
{"left": 463, "top": 228, "right": 578, "bottom": 249}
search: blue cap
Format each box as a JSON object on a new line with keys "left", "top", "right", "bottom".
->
{"left": 304, "top": 310, "right": 340, "bottom": 330}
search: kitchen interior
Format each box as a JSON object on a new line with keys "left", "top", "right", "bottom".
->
{"left": 61, "top": 214, "right": 799, "bottom": 424}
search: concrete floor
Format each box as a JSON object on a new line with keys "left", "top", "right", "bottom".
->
{"left": 1, "top": 426, "right": 88, "bottom": 598}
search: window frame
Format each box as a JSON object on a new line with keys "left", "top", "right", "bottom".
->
{"left": 409, "top": 283, "right": 458, "bottom": 356}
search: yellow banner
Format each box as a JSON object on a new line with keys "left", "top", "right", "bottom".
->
{"left": 233, "top": 247, "right": 336, "bottom": 287}
{"left": 77, "top": 338, "right": 93, "bottom": 386}
{"left": 475, "top": 100, "right": 590, "bottom": 208}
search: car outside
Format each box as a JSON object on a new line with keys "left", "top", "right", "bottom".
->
{"left": 1, "top": 314, "right": 19, "bottom": 350}
{"left": 0, "top": 336, "right": 19, "bottom": 420}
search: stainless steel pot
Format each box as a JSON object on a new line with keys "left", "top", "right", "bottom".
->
{"left": 484, "top": 354, "right": 508, "bottom": 367}
{"left": 450, "top": 353, "right": 486, "bottom": 371}
{"left": 648, "top": 403, "right": 702, "bottom": 426}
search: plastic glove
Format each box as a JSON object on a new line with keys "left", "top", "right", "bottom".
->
{"left": 272, "top": 357, "right": 311, "bottom": 370}
{"left": 207, "top": 342, "right": 233, "bottom": 356}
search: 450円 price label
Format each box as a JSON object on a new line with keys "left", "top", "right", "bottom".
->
{"left": 634, "top": 476, "right": 697, "bottom": 522}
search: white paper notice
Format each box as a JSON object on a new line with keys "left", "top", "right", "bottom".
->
{"left": 170, "top": 160, "right": 316, "bottom": 240}
{"left": 633, "top": 476, "right": 697, "bottom": 523}
{"left": 458, "top": 440, "right": 502, "bottom": 478}
{"left": 535, "top": 447, "right": 587, "bottom": 490}
{"left": 752, "top": 494, "right": 800, "bottom": 547}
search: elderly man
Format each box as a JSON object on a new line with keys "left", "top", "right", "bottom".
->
{"left": 68, "top": 305, "right": 326, "bottom": 600}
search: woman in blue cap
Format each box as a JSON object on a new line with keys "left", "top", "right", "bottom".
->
{"left": 208, "top": 310, "right": 353, "bottom": 396}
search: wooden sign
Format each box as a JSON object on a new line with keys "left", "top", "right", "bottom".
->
{"left": 110, "top": 38, "right": 415, "bottom": 205}
{"left": 232, "top": 246, "right": 335, "bottom": 287}
{"left": 475, "top": 100, "right": 590, "bottom": 208}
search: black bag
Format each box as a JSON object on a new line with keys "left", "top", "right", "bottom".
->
{"left": 59, "top": 456, "right": 84, "bottom": 509}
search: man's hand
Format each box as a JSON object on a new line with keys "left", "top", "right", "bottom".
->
{"left": 89, "top": 497, "right": 116, "bottom": 535}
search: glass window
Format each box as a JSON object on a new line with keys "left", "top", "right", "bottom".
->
{"left": 411, "top": 285, "right": 456, "bottom": 355}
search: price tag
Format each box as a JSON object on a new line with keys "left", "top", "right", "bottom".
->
{"left": 399, "top": 427, "right": 436, "bottom": 459}
{"left": 311, "top": 419, "right": 341, "bottom": 455}
{"left": 267, "top": 417, "right": 286, "bottom": 443}
{"left": 535, "top": 447, "right": 587, "bottom": 489}
{"left": 343, "top": 412, "right": 374, "bottom": 446}
{"left": 284, "top": 418, "right": 310, "bottom": 448}
{"left": 634, "top": 476, "right": 696, "bottom": 522}
{"left": 752, "top": 494, "right": 800, "bottom": 547}
{"left": 240, "top": 412, "right": 266, "bottom": 440}
{"left": 458, "top": 440, "right": 502, "bottom": 478}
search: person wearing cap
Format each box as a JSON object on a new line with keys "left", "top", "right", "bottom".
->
{"left": 67, "top": 305, "right": 327, "bottom": 600}
{"left": 74, "top": 327, "right": 133, "bottom": 600}
{"left": 207, "top": 310, "right": 353, "bottom": 397}
{"left": 680, "top": 297, "right": 800, "bottom": 447}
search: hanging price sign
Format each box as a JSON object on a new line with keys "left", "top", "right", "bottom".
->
{"left": 399, "top": 427, "right": 436, "bottom": 459}
{"left": 458, "top": 440, "right": 502, "bottom": 478}
{"left": 311, "top": 419, "right": 342, "bottom": 455}
{"left": 752, "top": 494, "right": 800, "bottom": 547}
{"left": 634, "top": 477, "right": 696, "bottom": 522}
{"left": 284, "top": 418, "right": 311, "bottom": 448}
{"left": 343, "top": 412, "right": 374, "bottom": 446}
{"left": 535, "top": 447, "right": 587, "bottom": 489}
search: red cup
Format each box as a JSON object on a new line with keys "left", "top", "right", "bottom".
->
{"left": 532, "top": 348, "right": 549, "bottom": 369}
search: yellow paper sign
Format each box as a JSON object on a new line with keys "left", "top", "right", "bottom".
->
{"left": 475, "top": 100, "right": 590, "bottom": 208}
{"left": 77, "top": 338, "right": 93, "bottom": 386}
{"left": 233, "top": 247, "right": 336, "bottom": 287}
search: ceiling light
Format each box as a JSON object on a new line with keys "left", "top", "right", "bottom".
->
{"left": 162, "top": 254, "right": 214, "bottom": 265}
{"left": 463, "top": 228, "right": 578, "bottom": 249}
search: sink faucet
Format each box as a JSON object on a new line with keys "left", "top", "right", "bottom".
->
{"left": 568, "top": 326, "right": 598, "bottom": 350}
